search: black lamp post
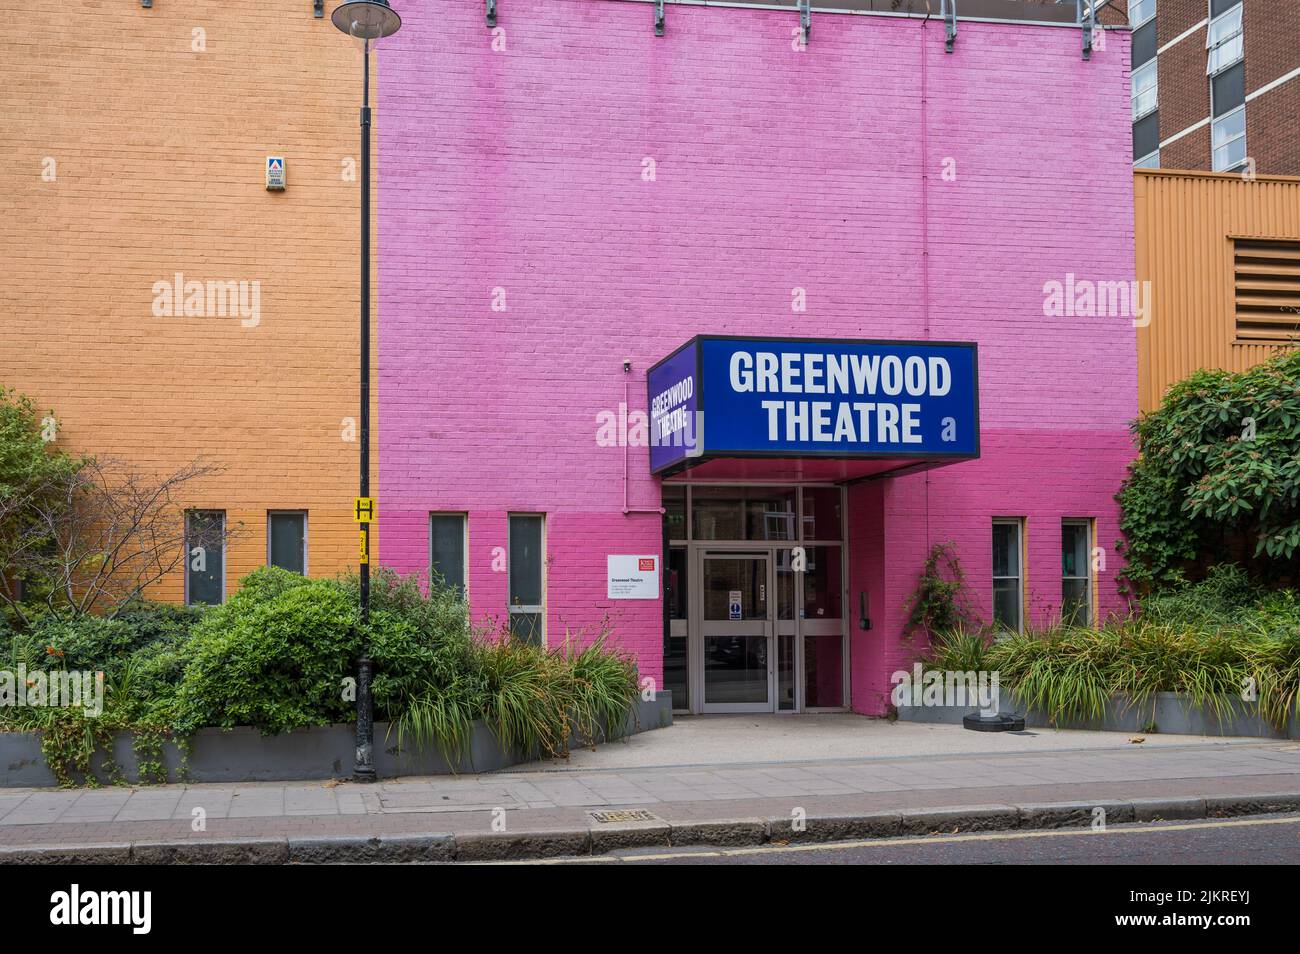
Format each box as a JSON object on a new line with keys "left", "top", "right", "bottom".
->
{"left": 332, "top": 0, "right": 402, "bottom": 783}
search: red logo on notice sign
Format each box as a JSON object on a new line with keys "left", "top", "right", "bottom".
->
{"left": 638, "top": 558, "right": 655, "bottom": 571}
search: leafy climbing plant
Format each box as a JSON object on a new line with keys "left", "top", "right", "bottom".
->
{"left": 903, "top": 541, "right": 978, "bottom": 640}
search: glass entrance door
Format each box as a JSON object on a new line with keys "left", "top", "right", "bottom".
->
{"left": 699, "top": 552, "right": 772, "bottom": 712}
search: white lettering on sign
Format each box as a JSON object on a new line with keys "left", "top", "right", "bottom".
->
{"left": 730, "top": 351, "right": 951, "bottom": 398}
{"left": 651, "top": 376, "right": 693, "bottom": 417}
{"left": 650, "top": 376, "right": 695, "bottom": 445}
{"left": 732, "top": 349, "right": 950, "bottom": 448}
{"left": 759, "top": 401, "right": 923, "bottom": 444}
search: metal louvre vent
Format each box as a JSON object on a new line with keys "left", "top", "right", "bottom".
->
{"left": 1234, "top": 239, "right": 1300, "bottom": 342}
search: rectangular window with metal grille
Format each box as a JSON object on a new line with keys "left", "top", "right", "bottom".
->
{"left": 992, "top": 519, "right": 1025, "bottom": 635}
{"left": 1061, "top": 519, "right": 1093, "bottom": 627}
{"left": 1234, "top": 239, "right": 1300, "bottom": 342}
{"left": 508, "top": 513, "right": 545, "bottom": 644}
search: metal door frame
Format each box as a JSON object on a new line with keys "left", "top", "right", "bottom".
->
{"left": 669, "top": 483, "right": 851, "bottom": 716}
{"left": 692, "top": 549, "right": 774, "bottom": 713}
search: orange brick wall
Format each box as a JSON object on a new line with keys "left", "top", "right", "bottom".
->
{"left": 0, "top": 1, "right": 379, "bottom": 603}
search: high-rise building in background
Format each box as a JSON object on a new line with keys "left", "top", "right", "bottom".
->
{"left": 1107, "top": 0, "right": 1300, "bottom": 175}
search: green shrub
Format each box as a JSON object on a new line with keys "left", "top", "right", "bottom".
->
{"left": 344, "top": 569, "right": 640, "bottom": 764}
{"left": 353, "top": 568, "right": 483, "bottom": 717}
{"left": 218, "top": 562, "right": 316, "bottom": 608}
{"left": 111, "top": 600, "right": 202, "bottom": 644}
{"left": 1139, "top": 564, "right": 1262, "bottom": 626}
{"left": 391, "top": 622, "right": 642, "bottom": 764}
{"left": 0, "top": 563, "right": 643, "bottom": 783}
{"left": 338, "top": 567, "right": 463, "bottom": 636}
{"left": 31, "top": 616, "right": 144, "bottom": 677}
{"left": 1117, "top": 349, "right": 1300, "bottom": 592}
{"left": 370, "top": 605, "right": 485, "bottom": 761}
{"left": 172, "top": 571, "right": 359, "bottom": 735}
{"left": 0, "top": 387, "right": 85, "bottom": 628}
{"left": 473, "top": 626, "right": 640, "bottom": 760}
{"left": 120, "top": 631, "right": 194, "bottom": 725}
{"left": 476, "top": 635, "right": 570, "bottom": 757}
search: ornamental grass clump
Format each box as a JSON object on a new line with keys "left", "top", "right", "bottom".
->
{"left": 923, "top": 567, "right": 1300, "bottom": 731}
{"left": 987, "top": 626, "right": 1117, "bottom": 723}
{"left": 466, "top": 625, "right": 639, "bottom": 762}
{"left": 560, "top": 627, "right": 641, "bottom": 748}
{"left": 921, "top": 626, "right": 989, "bottom": 674}
{"left": 476, "top": 634, "right": 572, "bottom": 758}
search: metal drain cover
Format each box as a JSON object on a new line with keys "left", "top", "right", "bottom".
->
{"left": 590, "top": 809, "right": 660, "bottom": 824}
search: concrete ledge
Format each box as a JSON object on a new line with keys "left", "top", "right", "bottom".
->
{"left": 774, "top": 811, "right": 902, "bottom": 842}
{"left": 669, "top": 818, "right": 768, "bottom": 846}
{"left": 1017, "top": 800, "right": 1135, "bottom": 829}
{"left": 589, "top": 820, "right": 671, "bottom": 853}
{"left": 453, "top": 829, "right": 591, "bottom": 861}
{"left": 896, "top": 690, "right": 1300, "bottom": 740}
{"left": 1205, "top": 793, "right": 1300, "bottom": 818}
{"left": 1130, "top": 797, "right": 1206, "bottom": 822}
{"left": 131, "top": 837, "right": 289, "bottom": 865}
{"left": 1, "top": 693, "right": 674, "bottom": 787}
{"left": 287, "top": 834, "right": 454, "bottom": 864}
{"left": 899, "top": 805, "right": 1018, "bottom": 835}
{"left": 0, "top": 843, "right": 131, "bottom": 865}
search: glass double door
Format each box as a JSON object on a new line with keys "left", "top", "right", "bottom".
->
{"left": 698, "top": 551, "right": 796, "bottom": 713}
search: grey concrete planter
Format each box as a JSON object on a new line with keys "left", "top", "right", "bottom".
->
{"left": 0, "top": 692, "right": 672, "bottom": 788}
{"left": 896, "top": 689, "right": 1300, "bottom": 739}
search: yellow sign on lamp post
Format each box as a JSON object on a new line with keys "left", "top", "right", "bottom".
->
{"left": 354, "top": 498, "right": 374, "bottom": 565}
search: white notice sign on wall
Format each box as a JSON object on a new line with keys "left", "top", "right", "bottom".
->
{"left": 607, "top": 555, "right": 659, "bottom": 599}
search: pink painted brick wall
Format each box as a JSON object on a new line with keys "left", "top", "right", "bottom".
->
{"left": 376, "top": 1, "right": 1136, "bottom": 710}
{"left": 851, "top": 431, "right": 1135, "bottom": 714}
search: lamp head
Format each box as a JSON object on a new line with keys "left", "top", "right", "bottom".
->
{"left": 331, "top": 0, "right": 402, "bottom": 41}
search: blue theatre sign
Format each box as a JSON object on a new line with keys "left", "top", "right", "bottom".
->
{"left": 647, "top": 336, "right": 979, "bottom": 477}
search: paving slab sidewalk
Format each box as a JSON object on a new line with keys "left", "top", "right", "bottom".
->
{"left": 2, "top": 740, "right": 1299, "bottom": 862}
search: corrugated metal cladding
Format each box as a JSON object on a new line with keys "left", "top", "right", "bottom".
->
{"left": 1135, "top": 169, "right": 1300, "bottom": 414}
